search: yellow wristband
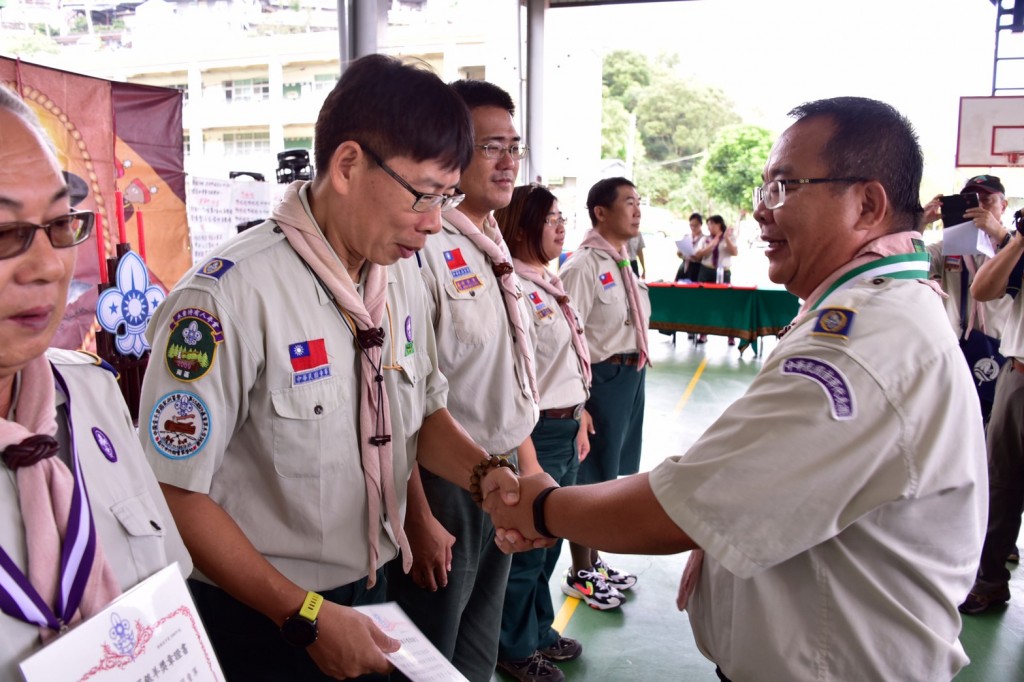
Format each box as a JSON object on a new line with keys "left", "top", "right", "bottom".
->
{"left": 298, "top": 591, "right": 323, "bottom": 622}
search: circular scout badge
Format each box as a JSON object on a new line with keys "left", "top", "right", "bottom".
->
{"left": 149, "top": 391, "right": 212, "bottom": 460}
{"left": 818, "top": 310, "right": 848, "bottom": 334}
{"left": 165, "top": 309, "right": 224, "bottom": 382}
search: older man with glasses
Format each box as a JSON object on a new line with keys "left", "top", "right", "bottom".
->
{"left": 488, "top": 96, "right": 987, "bottom": 682}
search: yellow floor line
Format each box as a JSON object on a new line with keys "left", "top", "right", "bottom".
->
{"left": 675, "top": 357, "right": 708, "bottom": 413}
{"left": 554, "top": 359, "right": 708, "bottom": 636}
{"left": 553, "top": 595, "right": 580, "bottom": 633}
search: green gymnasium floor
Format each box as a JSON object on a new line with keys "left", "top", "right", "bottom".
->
{"left": 496, "top": 331, "right": 1024, "bottom": 681}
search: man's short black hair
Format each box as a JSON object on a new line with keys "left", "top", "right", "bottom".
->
{"left": 586, "top": 177, "right": 636, "bottom": 227}
{"left": 689, "top": 213, "right": 703, "bottom": 224}
{"left": 788, "top": 96, "right": 923, "bottom": 232}
{"left": 314, "top": 54, "right": 474, "bottom": 176}
{"left": 449, "top": 79, "right": 516, "bottom": 115}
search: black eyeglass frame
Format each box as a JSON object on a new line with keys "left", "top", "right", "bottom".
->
{"left": 362, "top": 147, "right": 465, "bottom": 213}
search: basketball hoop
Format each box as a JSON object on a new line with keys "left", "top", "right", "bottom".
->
{"left": 1007, "top": 151, "right": 1023, "bottom": 167}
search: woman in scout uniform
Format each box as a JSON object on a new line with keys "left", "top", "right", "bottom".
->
{"left": 0, "top": 87, "right": 191, "bottom": 678}
{"left": 492, "top": 185, "right": 592, "bottom": 680}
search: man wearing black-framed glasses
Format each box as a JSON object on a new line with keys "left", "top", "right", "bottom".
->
{"left": 139, "top": 55, "right": 525, "bottom": 682}
{"left": 488, "top": 96, "right": 986, "bottom": 682}
{"left": 388, "top": 78, "right": 545, "bottom": 682}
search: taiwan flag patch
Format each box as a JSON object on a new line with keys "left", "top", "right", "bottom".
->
{"left": 444, "top": 249, "right": 472, "bottom": 278}
{"left": 529, "top": 291, "right": 554, "bottom": 319}
{"left": 599, "top": 272, "right": 616, "bottom": 290}
{"left": 289, "top": 339, "right": 331, "bottom": 384}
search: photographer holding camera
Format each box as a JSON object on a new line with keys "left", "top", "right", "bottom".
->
{"left": 923, "top": 176, "right": 1013, "bottom": 422}
{"left": 958, "top": 182, "right": 1024, "bottom": 615}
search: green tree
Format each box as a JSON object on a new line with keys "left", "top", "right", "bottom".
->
{"left": 601, "top": 92, "right": 632, "bottom": 162}
{"left": 602, "top": 50, "right": 651, "bottom": 112}
{"left": 634, "top": 76, "right": 740, "bottom": 163}
{"left": 701, "top": 124, "right": 774, "bottom": 211}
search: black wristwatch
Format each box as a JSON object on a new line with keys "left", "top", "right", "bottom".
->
{"left": 281, "top": 591, "right": 323, "bottom": 647}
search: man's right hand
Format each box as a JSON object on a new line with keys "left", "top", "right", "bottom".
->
{"left": 307, "top": 602, "right": 399, "bottom": 679}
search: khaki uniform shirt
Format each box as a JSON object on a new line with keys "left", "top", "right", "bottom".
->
{"left": 1, "top": 349, "right": 192, "bottom": 677}
{"left": 559, "top": 246, "right": 651, "bottom": 364}
{"left": 520, "top": 277, "right": 588, "bottom": 411}
{"left": 650, "top": 276, "right": 986, "bottom": 680}
{"left": 140, "top": 208, "right": 447, "bottom": 591}
{"left": 419, "top": 217, "right": 538, "bottom": 453}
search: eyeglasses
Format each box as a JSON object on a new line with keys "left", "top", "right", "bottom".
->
{"left": 753, "top": 177, "right": 869, "bottom": 211}
{"left": 476, "top": 144, "right": 528, "bottom": 160}
{"left": 363, "top": 147, "right": 465, "bottom": 213}
{"left": 0, "top": 211, "right": 94, "bottom": 260}
{"left": 544, "top": 214, "right": 566, "bottom": 227}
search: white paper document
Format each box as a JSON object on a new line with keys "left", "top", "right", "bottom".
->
{"left": 942, "top": 221, "right": 995, "bottom": 258}
{"left": 675, "top": 238, "right": 696, "bottom": 259}
{"left": 355, "top": 602, "right": 469, "bottom": 682}
{"left": 20, "top": 563, "right": 223, "bottom": 681}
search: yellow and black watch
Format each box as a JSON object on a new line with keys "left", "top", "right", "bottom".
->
{"left": 281, "top": 591, "right": 323, "bottom": 648}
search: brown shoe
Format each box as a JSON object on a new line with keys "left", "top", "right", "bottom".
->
{"left": 959, "top": 583, "right": 1011, "bottom": 615}
{"left": 497, "top": 653, "right": 565, "bottom": 681}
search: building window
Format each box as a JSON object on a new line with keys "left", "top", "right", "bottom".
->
{"left": 284, "top": 137, "right": 313, "bottom": 150}
{"left": 224, "top": 78, "right": 270, "bottom": 103}
{"left": 169, "top": 83, "right": 188, "bottom": 103}
{"left": 223, "top": 131, "right": 271, "bottom": 155}
{"left": 313, "top": 74, "right": 339, "bottom": 92}
{"left": 184, "top": 133, "right": 190, "bottom": 156}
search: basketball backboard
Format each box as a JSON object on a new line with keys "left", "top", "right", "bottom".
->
{"left": 957, "top": 96, "right": 1024, "bottom": 167}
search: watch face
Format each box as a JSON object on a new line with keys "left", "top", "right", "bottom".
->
{"left": 281, "top": 614, "right": 318, "bottom": 647}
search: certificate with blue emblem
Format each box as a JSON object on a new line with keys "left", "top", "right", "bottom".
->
{"left": 20, "top": 563, "right": 223, "bottom": 681}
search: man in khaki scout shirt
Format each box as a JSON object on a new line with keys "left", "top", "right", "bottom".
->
{"left": 387, "top": 79, "right": 541, "bottom": 682}
{"left": 139, "top": 56, "right": 521, "bottom": 682}
{"left": 558, "top": 177, "right": 651, "bottom": 605}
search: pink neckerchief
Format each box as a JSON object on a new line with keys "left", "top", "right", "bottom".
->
{"left": 271, "top": 181, "right": 410, "bottom": 587}
{"left": 799, "top": 231, "right": 941, "bottom": 315}
{"left": 0, "top": 353, "right": 120, "bottom": 642}
{"left": 578, "top": 229, "right": 650, "bottom": 369}
{"left": 512, "top": 258, "right": 592, "bottom": 387}
{"left": 444, "top": 209, "right": 539, "bottom": 402}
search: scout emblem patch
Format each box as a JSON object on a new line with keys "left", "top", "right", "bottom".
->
{"left": 528, "top": 291, "right": 555, "bottom": 320}
{"left": 404, "top": 315, "right": 415, "bottom": 356}
{"left": 944, "top": 256, "right": 963, "bottom": 272}
{"left": 197, "top": 258, "right": 235, "bottom": 280}
{"left": 444, "top": 248, "right": 483, "bottom": 292}
{"left": 290, "top": 338, "right": 331, "bottom": 385}
{"left": 149, "top": 391, "right": 212, "bottom": 459}
{"left": 165, "top": 308, "right": 224, "bottom": 382}
{"left": 92, "top": 427, "right": 117, "bottom": 462}
{"left": 811, "top": 307, "right": 856, "bottom": 340}
{"left": 599, "top": 272, "right": 616, "bottom": 290}
{"left": 781, "top": 357, "right": 856, "bottom": 420}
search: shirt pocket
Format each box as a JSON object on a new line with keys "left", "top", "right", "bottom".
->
{"left": 109, "top": 492, "right": 170, "bottom": 581}
{"left": 443, "top": 276, "right": 497, "bottom": 345}
{"left": 270, "top": 375, "right": 353, "bottom": 478}
{"left": 393, "top": 350, "right": 432, "bottom": 437}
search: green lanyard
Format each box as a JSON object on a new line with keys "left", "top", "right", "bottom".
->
{"left": 808, "top": 252, "right": 930, "bottom": 312}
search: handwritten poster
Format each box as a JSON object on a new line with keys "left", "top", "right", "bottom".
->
{"left": 186, "top": 177, "right": 275, "bottom": 263}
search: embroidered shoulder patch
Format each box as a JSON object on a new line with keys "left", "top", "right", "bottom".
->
{"left": 149, "top": 391, "right": 212, "bottom": 459}
{"left": 811, "top": 307, "right": 856, "bottom": 339}
{"left": 197, "top": 258, "right": 235, "bottom": 280}
{"left": 165, "top": 308, "right": 224, "bottom": 382}
{"left": 781, "top": 357, "right": 856, "bottom": 420}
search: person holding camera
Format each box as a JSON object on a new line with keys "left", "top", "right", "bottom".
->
{"left": 923, "top": 175, "right": 1013, "bottom": 422}
{"left": 959, "top": 191, "right": 1024, "bottom": 616}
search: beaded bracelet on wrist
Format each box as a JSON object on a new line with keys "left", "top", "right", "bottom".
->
{"left": 469, "top": 456, "right": 518, "bottom": 505}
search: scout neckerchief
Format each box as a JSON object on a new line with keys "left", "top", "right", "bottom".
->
{"left": 801, "top": 231, "right": 934, "bottom": 314}
{"left": 272, "top": 181, "right": 410, "bottom": 587}
{"left": 445, "top": 209, "right": 539, "bottom": 403}
{"left": 512, "top": 258, "right": 592, "bottom": 387}
{"left": 679, "top": 230, "right": 932, "bottom": 613}
{"left": 578, "top": 229, "right": 650, "bottom": 369}
{"left": 0, "top": 353, "right": 120, "bottom": 642}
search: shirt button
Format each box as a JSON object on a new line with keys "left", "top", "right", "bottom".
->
{"left": 314, "top": 405, "right": 323, "bottom": 415}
